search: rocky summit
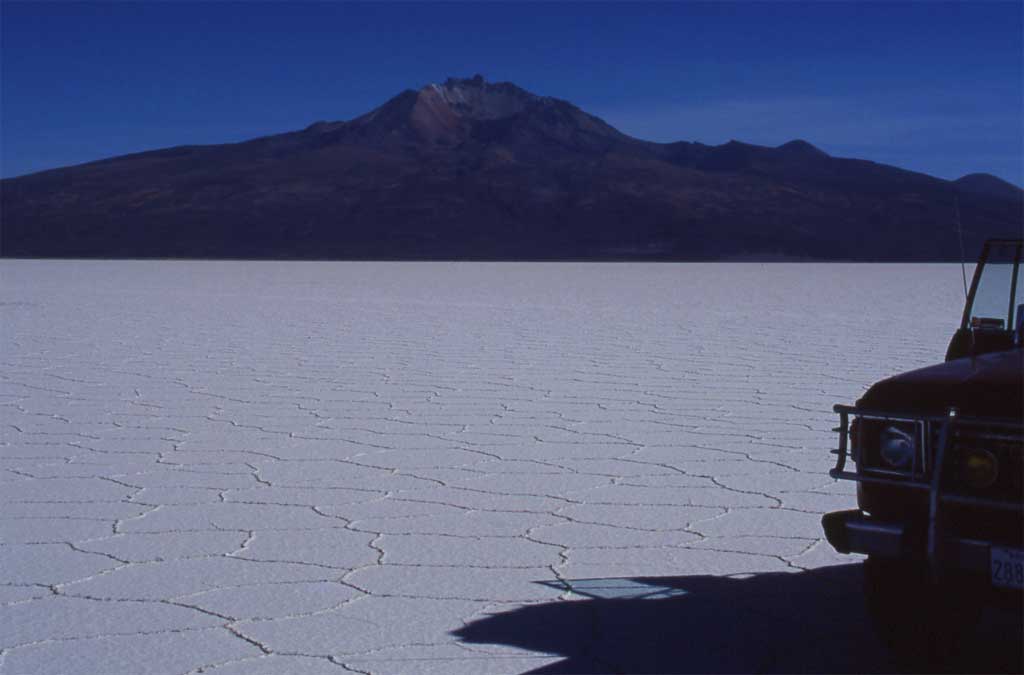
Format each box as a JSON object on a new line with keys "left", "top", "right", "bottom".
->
{"left": 2, "top": 75, "right": 1021, "bottom": 260}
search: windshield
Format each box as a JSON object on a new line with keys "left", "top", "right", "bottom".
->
{"left": 965, "top": 241, "right": 1023, "bottom": 333}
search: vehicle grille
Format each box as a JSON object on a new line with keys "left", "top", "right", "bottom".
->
{"left": 847, "top": 412, "right": 1023, "bottom": 507}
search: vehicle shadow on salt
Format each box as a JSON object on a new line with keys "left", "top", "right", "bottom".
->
{"left": 454, "top": 563, "right": 1022, "bottom": 674}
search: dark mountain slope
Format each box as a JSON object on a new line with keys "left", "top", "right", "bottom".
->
{"left": 2, "top": 76, "right": 1020, "bottom": 260}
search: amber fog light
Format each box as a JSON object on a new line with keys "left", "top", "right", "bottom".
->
{"left": 962, "top": 449, "right": 998, "bottom": 489}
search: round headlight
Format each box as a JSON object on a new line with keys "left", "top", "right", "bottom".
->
{"left": 879, "top": 425, "right": 915, "bottom": 469}
{"left": 962, "top": 449, "right": 998, "bottom": 489}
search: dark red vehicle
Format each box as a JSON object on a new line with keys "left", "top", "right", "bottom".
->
{"left": 823, "top": 239, "right": 1023, "bottom": 659}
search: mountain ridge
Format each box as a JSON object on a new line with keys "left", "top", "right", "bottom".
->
{"left": 2, "top": 75, "right": 1021, "bottom": 260}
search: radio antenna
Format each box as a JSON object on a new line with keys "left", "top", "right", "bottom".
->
{"left": 954, "top": 194, "right": 968, "bottom": 302}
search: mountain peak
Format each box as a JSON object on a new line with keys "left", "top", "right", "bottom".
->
{"left": 777, "top": 139, "right": 828, "bottom": 157}
{"left": 954, "top": 173, "right": 1023, "bottom": 200}
{"left": 339, "top": 75, "right": 625, "bottom": 147}
{"left": 418, "top": 75, "right": 538, "bottom": 121}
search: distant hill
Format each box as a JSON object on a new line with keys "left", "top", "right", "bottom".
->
{"left": 2, "top": 75, "right": 1021, "bottom": 260}
{"left": 954, "top": 173, "right": 1024, "bottom": 201}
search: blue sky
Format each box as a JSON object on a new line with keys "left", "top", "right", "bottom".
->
{"left": 2, "top": 1, "right": 1021, "bottom": 184}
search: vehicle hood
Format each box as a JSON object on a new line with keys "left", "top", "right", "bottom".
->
{"left": 857, "top": 348, "right": 1023, "bottom": 419}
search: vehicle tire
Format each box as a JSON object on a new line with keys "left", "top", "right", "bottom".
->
{"left": 863, "top": 556, "right": 981, "bottom": 671}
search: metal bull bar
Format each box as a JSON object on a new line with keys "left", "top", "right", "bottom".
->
{"left": 829, "top": 404, "right": 1024, "bottom": 581}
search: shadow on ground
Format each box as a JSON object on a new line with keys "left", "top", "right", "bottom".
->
{"left": 454, "top": 563, "right": 1023, "bottom": 674}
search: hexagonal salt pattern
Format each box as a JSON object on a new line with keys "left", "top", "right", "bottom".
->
{"left": 0, "top": 261, "right": 967, "bottom": 673}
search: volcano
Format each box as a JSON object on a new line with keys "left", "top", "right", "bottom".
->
{"left": 2, "top": 75, "right": 1020, "bottom": 260}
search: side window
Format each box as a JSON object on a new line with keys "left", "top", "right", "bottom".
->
{"left": 1015, "top": 262, "right": 1024, "bottom": 332}
{"left": 971, "top": 263, "right": 1013, "bottom": 330}
{"left": 969, "top": 242, "right": 1019, "bottom": 331}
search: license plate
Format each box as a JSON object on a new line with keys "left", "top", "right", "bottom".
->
{"left": 991, "top": 547, "right": 1024, "bottom": 589}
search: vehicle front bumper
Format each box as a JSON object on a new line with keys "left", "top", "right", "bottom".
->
{"left": 823, "top": 509, "right": 995, "bottom": 576}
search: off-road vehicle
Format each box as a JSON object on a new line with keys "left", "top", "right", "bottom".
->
{"left": 822, "top": 239, "right": 1023, "bottom": 659}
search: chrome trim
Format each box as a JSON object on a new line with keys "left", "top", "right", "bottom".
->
{"left": 832, "top": 404, "right": 1023, "bottom": 428}
{"left": 864, "top": 466, "right": 921, "bottom": 479}
{"left": 828, "top": 470, "right": 930, "bottom": 489}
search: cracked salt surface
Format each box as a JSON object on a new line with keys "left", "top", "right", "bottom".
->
{"left": 0, "top": 261, "right": 967, "bottom": 673}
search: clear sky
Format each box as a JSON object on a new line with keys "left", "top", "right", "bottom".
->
{"left": 2, "top": 1, "right": 1021, "bottom": 184}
